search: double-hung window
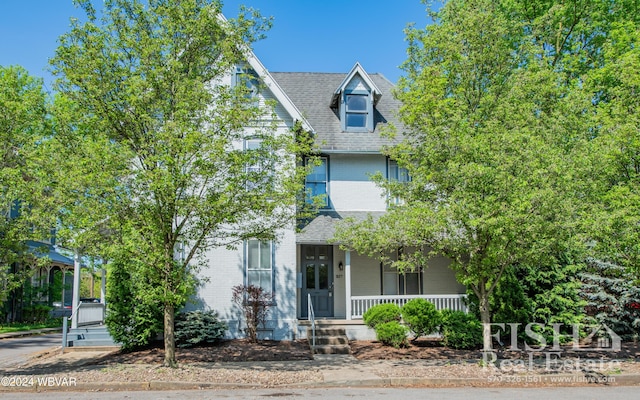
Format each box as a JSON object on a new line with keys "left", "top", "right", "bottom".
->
{"left": 245, "top": 138, "right": 264, "bottom": 190}
{"left": 382, "top": 248, "right": 421, "bottom": 295}
{"left": 305, "top": 157, "right": 328, "bottom": 207}
{"left": 234, "top": 65, "right": 260, "bottom": 100}
{"left": 345, "top": 93, "right": 368, "bottom": 129}
{"left": 388, "top": 160, "right": 410, "bottom": 205}
{"left": 246, "top": 239, "right": 273, "bottom": 292}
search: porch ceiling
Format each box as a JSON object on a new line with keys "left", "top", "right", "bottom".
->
{"left": 296, "top": 211, "right": 384, "bottom": 244}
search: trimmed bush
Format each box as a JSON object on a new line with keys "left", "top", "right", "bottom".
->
{"left": 401, "top": 298, "right": 441, "bottom": 340}
{"left": 363, "top": 303, "right": 401, "bottom": 328}
{"left": 440, "top": 310, "right": 482, "bottom": 350}
{"left": 376, "top": 321, "right": 409, "bottom": 348}
{"left": 175, "top": 310, "right": 227, "bottom": 348}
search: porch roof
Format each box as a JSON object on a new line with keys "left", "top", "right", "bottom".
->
{"left": 296, "top": 211, "right": 384, "bottom": 244}
{"left": 26, "top": 240, "right": 74, "bottom": 266}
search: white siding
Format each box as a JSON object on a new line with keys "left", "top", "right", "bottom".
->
{"left": 195, "top": 227, "right": 298, "bottom": 340}
{"left": 350, "top": 252, "right": 381, "bottom": 296}
{"left": 328, "top": 154, "right": 387, "bottom": 211}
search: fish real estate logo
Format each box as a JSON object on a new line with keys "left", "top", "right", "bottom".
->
{"left": 481, "top": 322, "right": 622, "bottom": 373}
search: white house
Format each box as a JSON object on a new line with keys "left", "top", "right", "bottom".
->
{"left": 194, "top": 52, "right": 467, "bottom": 341}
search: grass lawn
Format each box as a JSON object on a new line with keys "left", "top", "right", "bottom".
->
{"left": 0, "top": 319, "right": 63, "bottom": 334}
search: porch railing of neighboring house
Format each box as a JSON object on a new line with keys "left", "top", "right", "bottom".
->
{"left": 350, "top": 294, "right": 468, "bottom": 319}
{"left": 76, "top": 302, "right": 106, "bottom": 325}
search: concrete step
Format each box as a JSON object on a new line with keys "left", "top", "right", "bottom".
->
{"left": 308, "top": 327, "right": 347, "bottom": 337}
{"left": 307, "top": 326, "right": 350, "bottom": 355}
{"left": 312, "top": 336, "right": 349, "bottom": 346}
{"left": 68, "top": 326, "right": 118, "bottom": 347}
{"left": 73, "top": 338, "right": 117, "bottom": 347}
{"left": 312, "top": 344, "right": 351, "bottom": 354}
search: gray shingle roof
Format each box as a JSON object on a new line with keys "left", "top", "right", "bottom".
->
{"left": 270, "top": 72, "right": 404, "bottom": 153}
{"left": 296, "top": 211, "right": 385, "bottom": 244}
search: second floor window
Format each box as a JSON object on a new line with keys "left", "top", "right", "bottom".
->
{"left": 305, "top": 157, "right": 328, "bottom": 207}
{"left": 388, "top": 160, "right": 410, "bottom": 205}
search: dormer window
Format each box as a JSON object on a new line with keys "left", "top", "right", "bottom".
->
{"left": 331, "top": 62, "right": 381, "bottom": 133}
{"left": 345, "top": 93, "right": 369, "bottom": 129}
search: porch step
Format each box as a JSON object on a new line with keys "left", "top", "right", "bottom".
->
{"left": 307, "top": 327, "right": 350, "bottom": 355}
{"left": 68, "top": 326, "right": 119, "bottom": 347}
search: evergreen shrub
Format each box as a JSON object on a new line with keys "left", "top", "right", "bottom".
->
{"left": 175, "top": 310, "right": 227, "bottom": 348}
{"left": 440, "top": 310, "right": 482, "bottom": 349}
{"left": 401, "top": 298, "right": 441, "bottom": 340}
{"left": 375, "top": 321, "right": 408, "bottom": 348}
{"left": 362, "top": 303, "right": 401, "bottom": 328}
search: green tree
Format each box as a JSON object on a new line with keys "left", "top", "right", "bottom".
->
{"left": 335, "top": 0, "right": 589, "bottom": 350}
{"left": 0, "top": 65, "right": 55, "bottom": 314}
{"left": 581, "top": 22, "right": 640, "bottom": 272}
{"left": 51, "top": 0, "right": 312, "bottom": 367}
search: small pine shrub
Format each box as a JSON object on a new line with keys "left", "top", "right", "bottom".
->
{"left": 401, "top": 298, "right": 441, "bottom": 340}
{"left": 440, "top": 310, "right": 482, "bottom": 350}
{"left": 363, "top": 303, "right": 401, "bottom": 328}
{"left": 175, "top": 310, "right": 227, "bottom": 348}
{"left": 375, "top": 321, "right": 409, "bottom": 348}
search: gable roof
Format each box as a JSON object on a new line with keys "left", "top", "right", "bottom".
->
{"left": 218, "top": 14, "right": 313, "bottom": 133}
{"left": 330, "top": 62, "right": 382, "bottom": 108}
{"left": 270, "top": 71, "right": 404, "bottom": 153}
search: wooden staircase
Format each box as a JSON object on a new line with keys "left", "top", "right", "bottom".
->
{"left": 307, "top": 326, "right": 350, "bottom": 355}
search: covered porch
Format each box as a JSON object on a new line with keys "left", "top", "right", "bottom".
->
{"left": 296, "top": 212, "right": 468, "bottom": 330}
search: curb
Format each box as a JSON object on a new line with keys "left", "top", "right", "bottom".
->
{"left": 0, "top": 328, "right": 61, "bottom": 340}
{"left": 3, "top": 373, "right": 638, "bottom": 392}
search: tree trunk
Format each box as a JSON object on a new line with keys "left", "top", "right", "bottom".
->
{"left": 163, "top": 303, "right": 177, "bottom": 368}
{"left": 479, "top": 291, "right": 492, "bottom": 351}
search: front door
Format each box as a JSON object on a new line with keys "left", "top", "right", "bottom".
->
{"left": 301, "top": 245, "right": 333, "bottom": 318}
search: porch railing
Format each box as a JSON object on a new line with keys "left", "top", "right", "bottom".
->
{"left": 307, "top": 294, "right": 316, "bottom": 350}
{"left": 350, "top": 294, "right": 468, "bottom": 319}
{"left": 77, "top": 302, "right": 106, "bottom": 326}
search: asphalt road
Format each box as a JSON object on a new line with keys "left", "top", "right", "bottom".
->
{"left": 1, "top": 387, "right": 640, "bottom": 400}
{"left": 0, "top": 333, "right": 61, "bottom": 368}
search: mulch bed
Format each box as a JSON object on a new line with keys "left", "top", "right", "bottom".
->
{"left": 96, "top": 339, "right": 314, "bottom": 364}
{"left": 95, "top": 338, "right": 640, "bottom": 365}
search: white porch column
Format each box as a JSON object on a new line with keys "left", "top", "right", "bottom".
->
{"left": 71, "top": 249, "right": 81, "bottom": 329}
{"left": 345, "top": 250, "right": 352, "bottom": 320}
{"left": 100, "top": 267, "right": 106, "bottom": 304}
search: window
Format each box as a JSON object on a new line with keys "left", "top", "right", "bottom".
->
{"left": 382, "top": 248, "right": 421, "bottom": 295}
{"left": 246, "top": 240, "right": 273, "bottom": 292}
{"left": 382, "top": 264, "right": 422, "bottom": 295}
{"left": 245, "top": 138, "right": 267, "bottom": 190}
{"left": 234, "top": 65, "right": 259, "bottom": 99}
{"left": 345, "top": 94, "right": 368, "bottom": 128}
{"left": 388, "top": 160, "right": 410, "bottom": 205}
{"left": 305, "top": 157, "right": 328, "bottom": 207}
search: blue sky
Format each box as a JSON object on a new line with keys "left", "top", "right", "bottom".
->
{"left": 0, "top": 1, "right": 432, "bottom": 92}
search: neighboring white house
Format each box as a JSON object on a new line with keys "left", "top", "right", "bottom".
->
{"left": 194, "top": 52, "right": 467, "bottom": 340}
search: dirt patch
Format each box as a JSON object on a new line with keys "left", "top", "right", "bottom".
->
{"left": 95, "top": 339, "right": 314, "bottom": 364}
